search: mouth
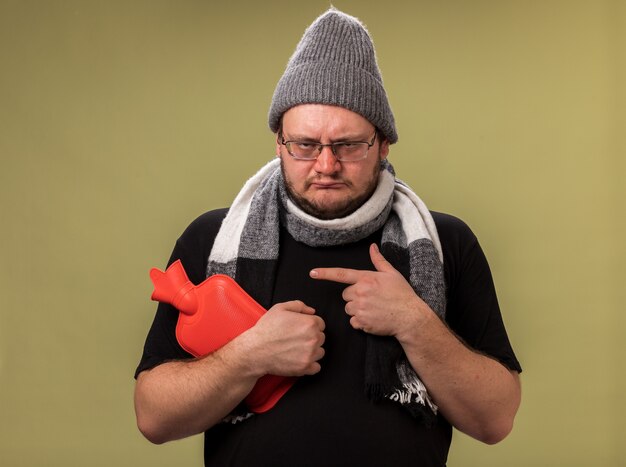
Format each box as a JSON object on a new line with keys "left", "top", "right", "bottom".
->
{"left": 310, "top": 182, "right": 346, "bottom": 189}
{"left": 308, "top": 177, "right": 348, "bottom": 189}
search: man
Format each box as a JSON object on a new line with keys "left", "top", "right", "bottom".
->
{"left": 134, "top": 8, "right": 521, "bottom": 466}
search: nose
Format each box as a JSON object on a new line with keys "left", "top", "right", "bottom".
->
{"left": 314, "top": 145, "right": 340, "bottom": 175}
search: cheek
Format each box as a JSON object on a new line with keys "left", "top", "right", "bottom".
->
{"left": 352, "top": 161, "right": 380, "bottom": 186}
{"left": 282, "top": 160, "right": 311, "bottom": 187}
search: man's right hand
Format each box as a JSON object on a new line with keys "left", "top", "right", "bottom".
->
{"left": 241, "top": 300, "right": 325, "bottom": 377}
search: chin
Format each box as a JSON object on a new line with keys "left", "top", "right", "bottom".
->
{"left": 299, "top": 196, "right": 365, "bottom": 220}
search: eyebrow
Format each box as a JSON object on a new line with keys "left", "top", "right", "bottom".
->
{"left": 283, "top": 132, "right": 372, "bottom": 142}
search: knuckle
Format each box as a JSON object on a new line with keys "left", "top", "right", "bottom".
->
{"left": 304, "top": 318, "right": 318, "bottom": 332}
{"left": 336, "top": 269, "right": 347, "bottom": 281}
{"left": 362, "top": 276, "right": 377, "bottom": 288}
{"left": 318, "top": 332, "right": 326, "bottom": 346}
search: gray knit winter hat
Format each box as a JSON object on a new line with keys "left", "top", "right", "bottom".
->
{"left": 268, "top": 8, "right": 398, "bottom": 143}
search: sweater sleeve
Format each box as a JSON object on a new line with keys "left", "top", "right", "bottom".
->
{"left": 134, "top": 209, "right": 228, "bottom": 378}
{"left": 432, "top": 211, "right": 522, "bottom": 373}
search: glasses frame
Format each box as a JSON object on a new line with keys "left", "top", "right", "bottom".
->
{"left": 278, "top": 132, "right": 377, "bottom": 161}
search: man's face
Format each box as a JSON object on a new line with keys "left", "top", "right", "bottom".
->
{"left": 277, "top": 104, "right": 389, "bottom": 220}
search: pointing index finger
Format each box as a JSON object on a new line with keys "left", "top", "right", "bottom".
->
{"left": 310, "top": 267, "right": 364, "bottom": 284}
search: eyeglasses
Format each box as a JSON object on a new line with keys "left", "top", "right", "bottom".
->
{"left": 279, "top": 132, "right": 377, "bottom": 162}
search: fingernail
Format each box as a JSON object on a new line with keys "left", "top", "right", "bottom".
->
{"left": 310, "top": 270, "right": 318, "bottom": 278}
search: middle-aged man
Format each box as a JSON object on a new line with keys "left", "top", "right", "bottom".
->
{"left": 134, "top": 8, "right": 522, "bottom": 466}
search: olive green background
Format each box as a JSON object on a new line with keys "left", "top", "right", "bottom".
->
{"left": 1, "top": 0, "right": 624, "bottom": 466}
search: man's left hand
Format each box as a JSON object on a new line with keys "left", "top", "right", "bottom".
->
{"left": 310, "top": 243, "right": 430, "bottom": 337}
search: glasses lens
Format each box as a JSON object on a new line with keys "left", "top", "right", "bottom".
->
{"left": 286, "top": 142, "right": 318, "bottom": 160}
{"left": 334, "top": 143, "right": 369, "bottom": 161}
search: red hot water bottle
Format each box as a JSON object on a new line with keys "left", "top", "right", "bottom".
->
{"left": 149, "top": 259, "right": 295, "bottom": 413}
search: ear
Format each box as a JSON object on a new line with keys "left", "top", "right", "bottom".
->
{"left": 379, "top": 138, "right": 390, "bottom": 160}
{"left": 275, "top": 134, "right": 282, "bottom": 157}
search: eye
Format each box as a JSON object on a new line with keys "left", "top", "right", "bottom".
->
{"left": 335, "top": 142, "right": 362, "bottom": 152}
{"left": 295, "top": 142, "right": 316, "bottom": 150}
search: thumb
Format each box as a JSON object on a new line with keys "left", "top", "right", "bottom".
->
{"left": 285, "top": 300, "right": 316, "bottom": 315}
{"left": 369, "top": 243, "right": 396, "bottom": 273}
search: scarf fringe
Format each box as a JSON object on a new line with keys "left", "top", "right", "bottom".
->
{"left": 388, "top": 383, "right": 438, "bottom": 414}
{"left": 221, "top": 412, "right": 254, "bottom": 425}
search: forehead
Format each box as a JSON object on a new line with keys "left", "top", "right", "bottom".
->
{"left": 282, "top": 104, "right": 374, "bottom": 136}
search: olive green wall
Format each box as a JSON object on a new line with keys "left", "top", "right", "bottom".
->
{"left": 1, "top": 1, "right": 624, "bottom": 465}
